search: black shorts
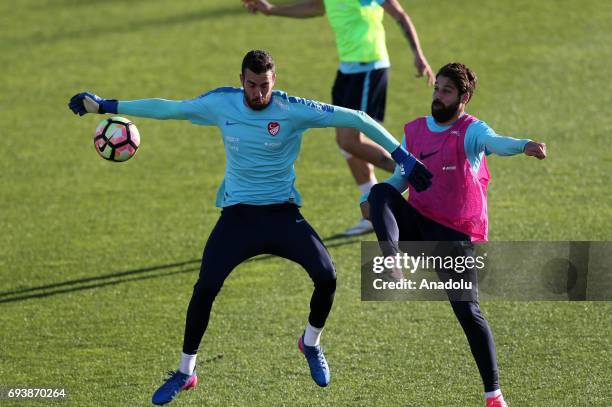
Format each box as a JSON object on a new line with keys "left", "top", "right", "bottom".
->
{"left": 331, "top": 68, "right": 389, "bottom": 123}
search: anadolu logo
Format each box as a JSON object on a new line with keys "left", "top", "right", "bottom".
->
{"left": 268, "top": 122, "right": 280, "bottom": 136}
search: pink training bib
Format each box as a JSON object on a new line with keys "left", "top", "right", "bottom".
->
{"left": 404, "top": 114, "right": 490, "bottom": 241}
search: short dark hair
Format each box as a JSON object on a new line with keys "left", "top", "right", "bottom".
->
{"left": 436, "top": 63, "right": 477, "bottom": 101}
{"left": 241, "top": 50, "right": 275, "bottom": 75}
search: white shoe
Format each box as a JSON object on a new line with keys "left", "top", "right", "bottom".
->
{"left": 343, "top": 218, "right": 374, "bottom": 236}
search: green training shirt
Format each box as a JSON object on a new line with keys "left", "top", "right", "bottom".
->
{"left": 323, "top": 0, "right": 389, "bottom": 63}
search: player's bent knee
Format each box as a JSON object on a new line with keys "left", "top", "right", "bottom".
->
{"left": 370, "top": 182, "right": 395, "bottom": 194}
{"left": 315, "top": 276, "right": 336, "bottom": 294}
{"left": 368, "top": 182, "right": 396, "bottom": 203}
{"left": 313, "top": 264, "right": 336, "bottom": 290}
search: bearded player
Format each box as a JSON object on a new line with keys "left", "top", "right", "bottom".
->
{"left": 361, "top": 62, "right": 546, "bottom": 407}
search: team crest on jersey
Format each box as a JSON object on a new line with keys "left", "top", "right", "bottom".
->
{"left": 267, "top": 122, "right": 280, "bottom": 136}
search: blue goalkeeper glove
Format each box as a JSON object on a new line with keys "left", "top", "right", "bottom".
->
{"left": 391, "top": 146, "right": 433, "bottom": 192}
{"left": 68, "top": 92, "right": 118, "bottom": 116}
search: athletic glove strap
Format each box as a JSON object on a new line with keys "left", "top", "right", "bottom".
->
{"left": 99, "top": 99, "right": 118, "bottom": 114}
{"left": 391, "top": 146, "right": 416, "bottom": 176}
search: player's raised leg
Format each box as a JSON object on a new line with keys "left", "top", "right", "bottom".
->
{"left": 367, "top": 182, "right": 423, "bottom": 255}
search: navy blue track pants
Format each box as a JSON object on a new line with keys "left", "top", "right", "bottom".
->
{"left": 368, "top": 183, "right": 500, "bottom": 392}
{"left": 182, "top": 203, "right": 336, "bottom": 355}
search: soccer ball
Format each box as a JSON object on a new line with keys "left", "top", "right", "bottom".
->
{"left": 93, "top": 116, "right": 140, "bottom": 162}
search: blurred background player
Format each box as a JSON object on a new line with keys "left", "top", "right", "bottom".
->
{"left": 244, "top": 0, "right": 434, "bottom": 235}
{"left": 361, "top": 62, "right": 546, "bottom": 407}
{"left": 69, "top": 50, "right": 431, "bottom": 405}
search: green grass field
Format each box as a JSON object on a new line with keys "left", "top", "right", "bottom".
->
{"left": 1, "top": 0, "right": 611, "bottom": 405}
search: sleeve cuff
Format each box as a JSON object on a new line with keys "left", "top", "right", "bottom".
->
{"left": 521, "top": 139, "right": 531, "bottom": 152}
{"left": 102, "top": 100, "right": 119, "bottom": 114}
{"left": 359, "top": 192, "right": 369, "bottom": 204}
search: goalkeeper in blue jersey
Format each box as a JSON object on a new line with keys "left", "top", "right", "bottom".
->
{"left": 68, "top": 50, "right": 432, "bottom": 405}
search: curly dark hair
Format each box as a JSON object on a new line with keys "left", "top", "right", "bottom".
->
{"left": 436, "top": 63, "right": 477, "bottom": 101}
{"left": 241, "top": 50, "right": 275, "bottom": 75}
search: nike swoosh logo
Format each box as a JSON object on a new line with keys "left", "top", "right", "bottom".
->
{"left": 296, "top": 218, "right": 305, "bottom": 223}
{"left": 225, "top": 120, "right": 239, "bottom": 126}
{"left": 419, "top": 150, "right": 439, "bottom": 160}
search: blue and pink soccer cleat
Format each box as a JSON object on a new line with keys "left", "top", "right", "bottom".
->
{"left": 151, "top": 370, "right": 197, "bottom": 405}
{"left": 298, "top": 334, "right": 331, "bottom": 387}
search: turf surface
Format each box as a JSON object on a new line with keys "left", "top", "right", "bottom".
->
{"left": 1, "top": 0, "right": 611, "bottom": 405}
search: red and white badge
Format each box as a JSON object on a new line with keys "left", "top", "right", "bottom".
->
{"left": 267, "top": 122, "right": 280, "bottom": 136}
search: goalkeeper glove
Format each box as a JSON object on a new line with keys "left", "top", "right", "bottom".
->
{"left": 68, "top": 92, "right": 118, "bottom": 116}
{"left": 391, "top": 146, "right": 433, "bottom": 192}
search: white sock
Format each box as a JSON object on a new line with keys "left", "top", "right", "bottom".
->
{"left": 179, "top": 352, "right": 197, "bottom": 375}
{"left": 484, "top": 389, "right": 502, "bottom": 399}
{"left": 303, "top": 322, "right": 323, "bottom": 347}
{"left": 358, "top": 178, "right": 377, "bottom": 196}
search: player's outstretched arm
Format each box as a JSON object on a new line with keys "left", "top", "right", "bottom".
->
{"left": 243, "top": 0, "right": 324, "bottom": 18}
{"left": 467, "top": 122, "right": 547, "bottom": 161}
{"left": 68, "top": 93, "right": 195, "bottom": 121}
{"left": 382, "top": 0, "right": 434, "bottom": 86}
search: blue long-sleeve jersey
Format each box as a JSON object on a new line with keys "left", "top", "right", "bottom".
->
{"left": 117, "top": 87, "right": 401, "bottom": 207}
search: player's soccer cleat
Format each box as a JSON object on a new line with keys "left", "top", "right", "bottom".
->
{"left": 298, "top": 334, "right": 331, "bottom": 387}
{"left": 485, "top": 394, "right": 507, "bottom": 407}
{"left": 343, "top": 218, "right": 374, "bottom": 236}
{"left": 151, "top": 370, "right": 198, "bottom": 405}
{"left": 381, "top": 264, "right": 405, "bottom": 282}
